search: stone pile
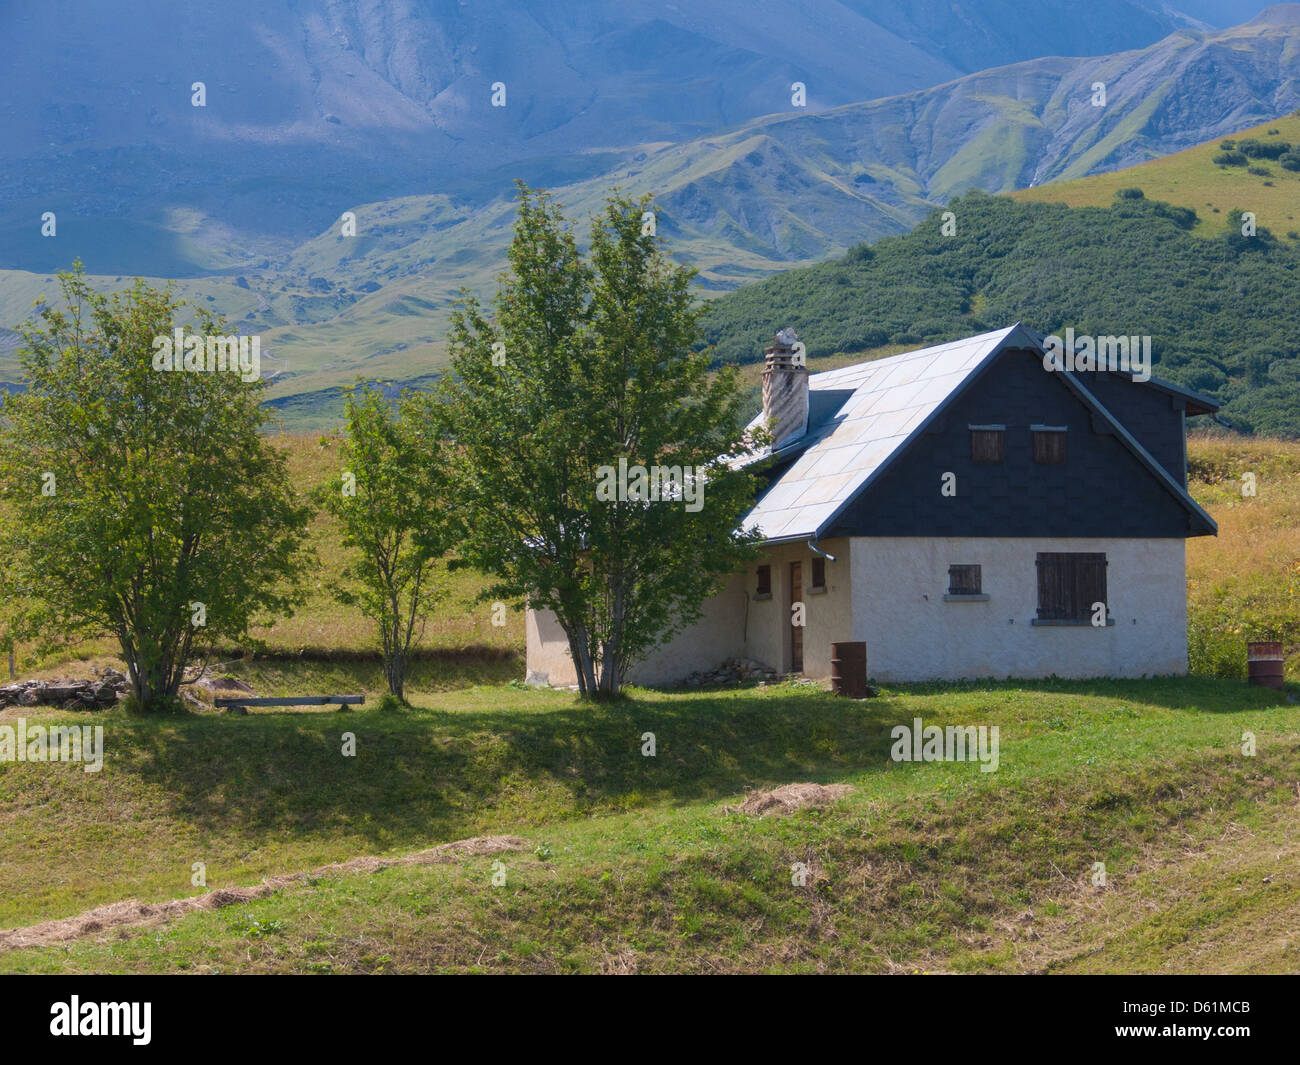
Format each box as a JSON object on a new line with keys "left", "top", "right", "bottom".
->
{"left": 678, "top": 657, "right": 778, "bottom": 688}
{"left": 0, "top": 668, "right": 127, "bottom": 711}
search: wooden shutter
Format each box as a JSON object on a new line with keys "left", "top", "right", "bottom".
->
{"left": 970, "top": 429, "right": 1005, "bottom": 463}
{"left": 948, "top": 564, "right": 981, "bottom": 595}
{"left": 756, "top": 565, "right": 771, "bottom": 596}
{"left": 1033, "top": 429, "right": 1066, "bottom": 464}
{"left": 1036, "top": 553, "right": 1106, "bottom": 620}
{"left": 811, "top": 556, "right": 826, "bottom": 589}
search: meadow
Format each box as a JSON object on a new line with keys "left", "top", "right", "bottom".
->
{"left": 0, "top": 433, "right": 1297, "bottom": 973}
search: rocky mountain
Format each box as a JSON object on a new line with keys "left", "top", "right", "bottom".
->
{"left": 1, "top": 2, "right": 1296, "bottom": 426}
{"left": 0, "top": 0, "right": 1240, "bottom": 275}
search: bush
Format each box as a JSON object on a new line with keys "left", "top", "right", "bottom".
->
{"left": 1188, "top": 613, "right": 1246, "bottom": 679}
{"left": 1115, "top": 187, "right": 1144, "bottom": 199}
{"left": 1279, "top": 154, "right": 1300, "bottom": 171}
{"left": 1248, "top": 165, "right": 1272, "bottom": 177}
{"left": 1214, "top": 151, "right": 1248, "bottom": 167}
{"left": 1238, "top": 138, "right": 1291, "bottom": 160}
{"left": 375, "top": 692, "right": 407, "bottom": 713}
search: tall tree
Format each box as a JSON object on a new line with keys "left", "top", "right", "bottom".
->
{"left": 441, "top": 184, "right": 762, "bottom": 697}
{"left": 322, "top": 384, "right": 453, "bottom": 700}
{"left": 0, "top": 265, "right": 310, "bottom": 713}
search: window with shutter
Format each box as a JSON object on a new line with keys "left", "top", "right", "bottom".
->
{"left": 947, "top": 564, "right": 982, "bottom": 596}
{"left": 1035, "top": 552, "right": 1107, "bottom": 622}
{"left": 970, "top": 426, "right": 1005, "bottom": 463}
{"left": 1032, "top": 427, "right": 1067, "bottom": 464}
{"left": 810, "top": 556, "right": 826, "bottom": 590}
{"left": 756, "top": 565, "right": 772, "bottom": 597}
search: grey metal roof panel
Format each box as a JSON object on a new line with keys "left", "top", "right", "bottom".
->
{"left": 742, "top": 326, "right": 1024, "bottom": 540}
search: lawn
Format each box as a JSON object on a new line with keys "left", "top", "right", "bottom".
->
{"left": 1, "top": 674, "right": 1295, "bottom": 973}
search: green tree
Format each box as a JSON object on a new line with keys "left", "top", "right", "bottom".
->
{"left": 440, "top": 184, "right": 763, "bottom": 698}
{"left": 0, "top": 265, "right": 310, "bottom": 713}
{"left": 321, "top": 384, "right": 454, "bottom": 700}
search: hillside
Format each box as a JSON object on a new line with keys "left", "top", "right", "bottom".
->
{"left": 699, "top": 190, "right": 1300, "bottom": 435}
{"left": 4, "top": 8, "right": 1300, "bottom": 429}
{"left": 0, "top": 0, "right": 1204, "bottom": 278}
{"left": 2, "top": 436, "right": 1298, "bottom": 973}
{"left": 1014, "top": 111, "right": 1300, "bottom": 239}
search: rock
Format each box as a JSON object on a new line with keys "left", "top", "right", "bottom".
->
{"left": 524, "top": 670, "right": 550, "bottom": 688}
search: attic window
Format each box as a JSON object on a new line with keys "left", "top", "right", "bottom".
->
{"left": 1032, "top": 425, "right": 1067, "bottom": 465}
{"left": 969, "top": 425, "right": 1005, "bottom": 463}
{"left": 810, "top": 556, "right": 826, "bottom": 591}
{"left": 756, "top": 565, "right": 772, "bottom": 598}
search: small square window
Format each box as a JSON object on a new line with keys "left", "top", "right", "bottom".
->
{"left": 947, "top": 564, "right": 982, "bottom": 596}
{"left": 970, "top": 427, "right": 1005, "bottom": 463}
{"left": 1032, "top": 428, "right": 1066, "bottom": 464}
{"left": 811, "top": 556, "right": 826, "bottom": 590}
{"left": 756, "top": 564, "right": 772, "bottom": 597}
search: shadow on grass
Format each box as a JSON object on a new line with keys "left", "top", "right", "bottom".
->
{"left": 878, "top": 673, "right": 1293, "bottom": 714}
{"left": 108, "top": 674, "right": 1288, "bottom": 852}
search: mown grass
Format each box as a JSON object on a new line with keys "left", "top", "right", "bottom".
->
{"left": 1, "top": 674, "right": 1295, "bottom": 972}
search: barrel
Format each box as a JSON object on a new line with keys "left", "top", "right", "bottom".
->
{"left": 830, "top": 641, "right": 867, "bottom": 698}
{"left": 1247, "top": 641, "right": 1285, "bottom": 689}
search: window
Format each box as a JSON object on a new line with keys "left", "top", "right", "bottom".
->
{"left": 1032, "top": 426, "right": 1067, "bottom": 465}
{"left": 970, "top": 425, "right": 1005, "bottom": 463}
{"left": 756, "top": 564, "right": 772, "bottom": 598}
{"left": 1035, "top": 552, "right": 1107, "bottom": 623}
{"left": 947, "top": 564, "right": 982, "bottom": 596}
{"left": 810, "top": 556, "right": 826, "bottom": 591}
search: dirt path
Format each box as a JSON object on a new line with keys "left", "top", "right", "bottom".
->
{"left": 0, "top": 835, "right": 528, "bottom": 953}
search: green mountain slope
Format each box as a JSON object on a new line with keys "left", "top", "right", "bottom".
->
{"left": 698, "top": 190, "right": 1300, "bottom": 435}
{"left": 1014, "top": 111, "right": 1300, "bottom": 240}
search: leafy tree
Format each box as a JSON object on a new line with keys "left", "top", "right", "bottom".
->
{"left": 440, "top": 184, "right": 762, "bottom": 697}
{"left": 321, "top": 384, "right": 454, "bottom": 700}
{"left": 0, "top": 265, "right": 310, "bottom": 713}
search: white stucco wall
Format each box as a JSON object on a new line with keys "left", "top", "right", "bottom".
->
{"left": 524, "top": 538, "right": 854, "bottom": 687}
{"left": 525, "top": 536, "right": 1188, "bottom": 686}
{"left": 849, "top": 537, "right": 1187, "bottom": 681}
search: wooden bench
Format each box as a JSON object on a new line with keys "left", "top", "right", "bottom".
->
{"left": 213, "top": 695, "right": 365, "bottom": 714}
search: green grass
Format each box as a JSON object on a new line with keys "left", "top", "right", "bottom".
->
{"left": 1014, "top": 113, "right": 1300, "bottom": 243}
{"left": 2, "top": 675, "right": 1295, "bottom": 973}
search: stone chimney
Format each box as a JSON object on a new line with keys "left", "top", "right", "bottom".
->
{"left": 761, "top": 327, "right": 809, "bottom": 449}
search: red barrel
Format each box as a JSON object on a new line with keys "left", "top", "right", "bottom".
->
{"left": 1247, "top": 641, "right": 1285, "bottom": 689}
{"left": 831, "top": 641, "right": 867, "bottom": 698}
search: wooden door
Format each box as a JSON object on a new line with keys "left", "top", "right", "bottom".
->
{"left": 790, "top": 561, "right": 803, "bottom": 672}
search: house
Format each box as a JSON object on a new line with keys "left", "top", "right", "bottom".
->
{"left": 525, "top": 323, "right": 1219, "bottom": 685}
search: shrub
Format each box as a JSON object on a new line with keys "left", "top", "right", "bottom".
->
{"left": 1188, "top": 612, "right": 1246, "bottom": 679}
{"left": 1213, "top": 150, "right": 1247, "bottom": 167}
{"left": 1238, "top": 138, "right": 1291, "bottom": 160}
{"left": 1115, "top": 187, "right": 1144, "bottom": 200}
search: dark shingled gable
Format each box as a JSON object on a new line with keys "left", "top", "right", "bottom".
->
{"left": 823, "top": 347, "right": 1215, "bottom": 540}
